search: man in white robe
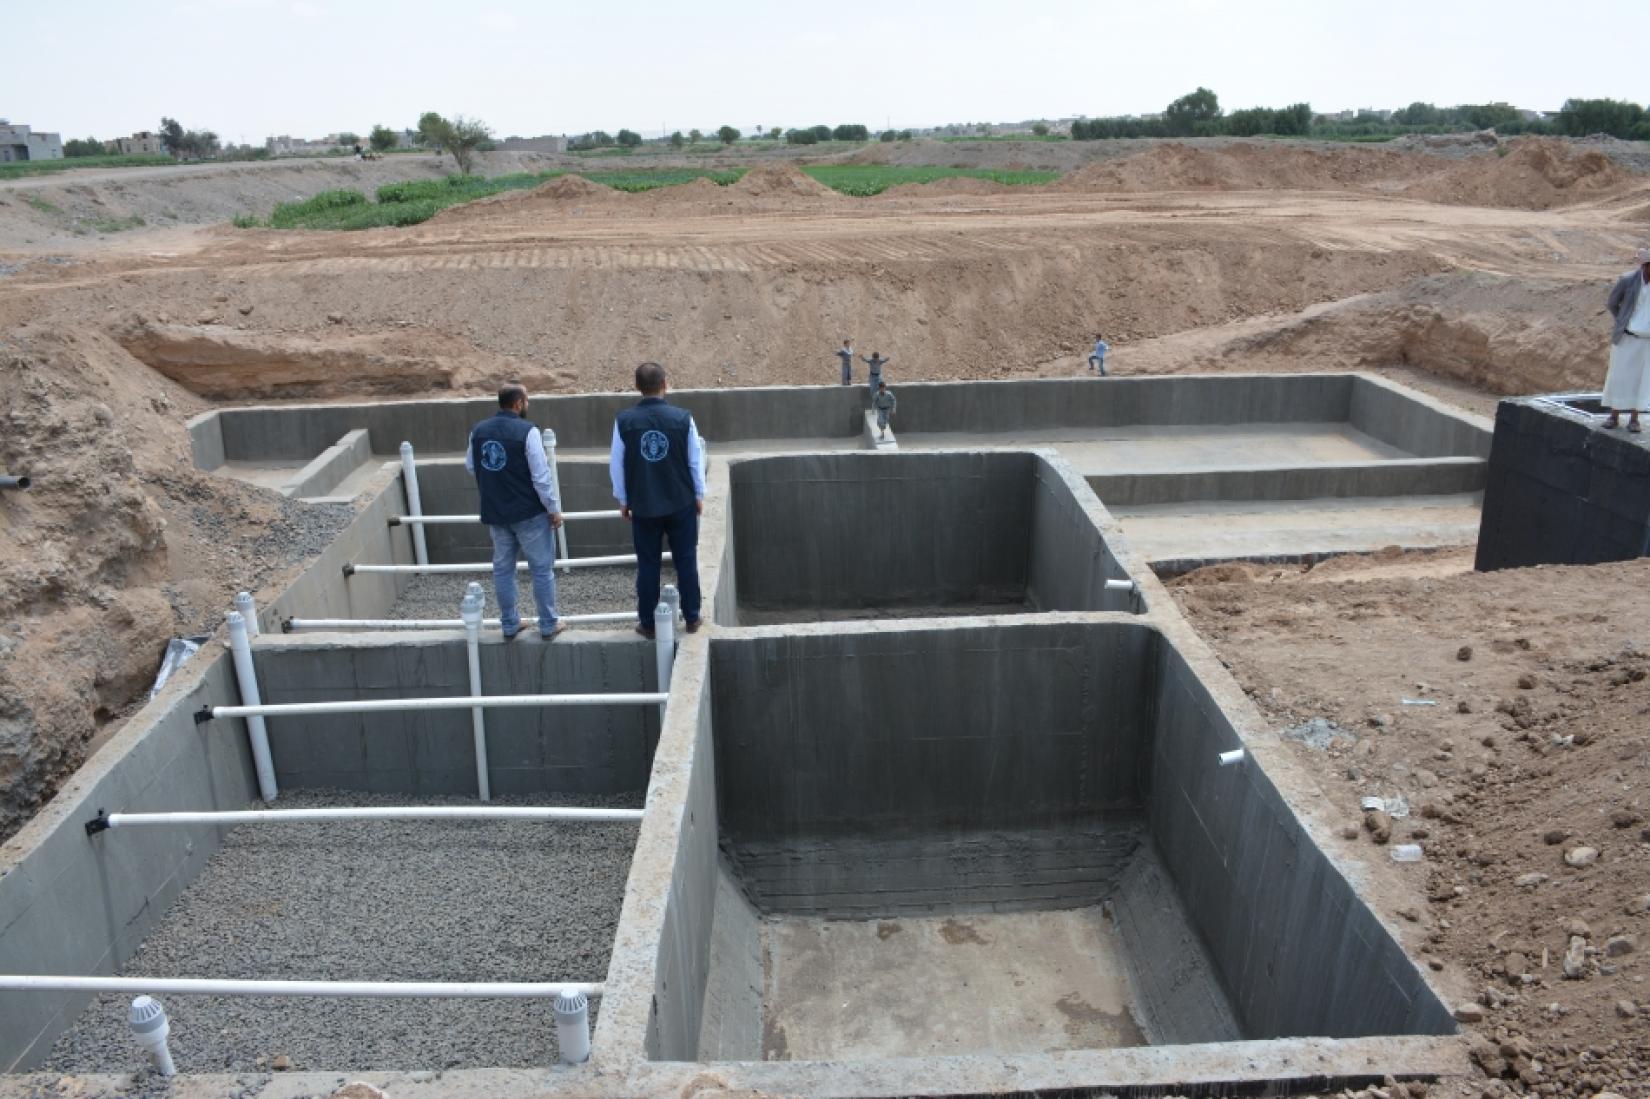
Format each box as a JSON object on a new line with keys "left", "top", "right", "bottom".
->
{"left": 1603, "top": 246, "right": 1650, "bottom": 433}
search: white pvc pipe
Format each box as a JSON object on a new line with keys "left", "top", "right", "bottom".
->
{"left": 399, "top": 441, "right": 430, "bottom": 567}
{"left": 234, "top": 591, "right": 259, "bottom": 637}
{"left": 544, "top": 429, "right": 572, "bottom": 573}
{"left": 654, "top": 601, "right": 674, "bottom": 724}
{"left": 1218, "top": 749, "right": 1246, "bottom": 767}
{"left": 0, "top": 976, "right": 602, "bottom": 998}
{"left": 462, "top": 582, "right": 490, "bottom": 802}
{"left": 128, "top": 996, "right": 175, "bottom": 1077}
{"left": 392, "top": 511, "right": 621, "bottom": 525}
{"left": 350, "top": 553, "right": 669, "bottom": 575}
{"left": 1104, "top": 578, "right": 1136, "bottom": 593}
{"left": 553, "top": 986, "right": 591, "bottom": 1065}
{"left": 101, "top": 806, "right": 644, "bottom": 826}
{"left": 284, "top": 613, "right": 633, "bottom": 631}
{"left": 210, "top": 693, "right": 666, "bottom": 719}
{"left": 226, "top": 611, "right": 277, "bottom": 802}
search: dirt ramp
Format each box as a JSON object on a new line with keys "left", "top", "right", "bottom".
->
{"left": 115, "top": 320, "right": 572, "bottom": 400}
{"left": 1403, "top": 137, "right": 1630, "bottom": 210}
{"left": 427, "top": 174, "right": 618, "bottom": 227}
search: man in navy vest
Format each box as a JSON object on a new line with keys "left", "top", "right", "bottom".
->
{"left": 610, "top": 362, "right": 706, "bottom": 637}
{"left": 465, "top": 384, "right": 565, "bottom": 640}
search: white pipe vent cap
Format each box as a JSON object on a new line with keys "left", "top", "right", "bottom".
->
{"left": 128, "top": 995, "right": 167, "bottom": 1035}
{"left": 553, "top": 986, "right": 588, "bottom": 1017}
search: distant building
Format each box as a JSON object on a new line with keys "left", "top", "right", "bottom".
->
{"left": 115, "top": 131, "right": 166, "bottom": 156}
{"left": 0, "top": 122, "right": 64, "bottom": 162}
{"left": 498, "top": 134, "right": 568, "bottom": 154}
{"left": 265, "top": 134, "right": 340, "bottom": 157}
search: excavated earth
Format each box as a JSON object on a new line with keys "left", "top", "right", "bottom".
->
{"left": 5, "top": 136, "right": 1650, "bottom": 1096}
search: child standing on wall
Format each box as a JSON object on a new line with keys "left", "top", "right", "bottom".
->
{"left": 862, "top": 350, "right": 891, "bottom": 396}
{"left": 872, "top": 381, "right": 897, "bottom": 439}
{"left": 835, "top": 338, "right": 855, "bottom": 386}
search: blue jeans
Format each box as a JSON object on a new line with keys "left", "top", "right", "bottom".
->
{"left": 488, "top": 513, "right": 558, "bottom": 636}
{"left": 632, "top": 503, "right": 701, "bottom": 626}
{"left": 1088, "top": 355, "right": 1107, "bottom": 376}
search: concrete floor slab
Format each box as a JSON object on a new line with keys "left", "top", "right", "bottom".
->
{"left": 1112, "top": 493, "right": 1483, "bottom": 564}
{"left": 899, "top": 422, "right": 1409, "bottom": 475}
{"left": 763, "top": 908, "right": 1145, "bottom": 1061}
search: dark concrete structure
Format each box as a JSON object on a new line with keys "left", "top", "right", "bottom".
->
{"left": 1476, "top": 396, "right": 1650, "bottom": 570}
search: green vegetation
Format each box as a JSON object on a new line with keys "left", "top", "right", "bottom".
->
{"left": 800, "top": 165, "right": 1059, "bottom": 196}
{"left": 24, "top": 195, "right": 62, "bottom": 215}
{"left": 0, "top": 154, "right": 173, "bottom": 180}
{"left": 159, "top": 116, "right": 220, "bottom": 159}
{"left": 79, "top": 214, "right": 145, "bottom": 234}
{"left": 369, "top": 125, "right": 398, "bottom": 152}
{"left": 237, "top": 168, "right": 746, "bottom": 230}
{"left": 717, "top": 125, "right": 741, "bottom": 145}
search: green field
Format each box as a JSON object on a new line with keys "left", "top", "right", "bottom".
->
{"left": 238, "top": 162, "right": 1064, "bottom": 230}
{"left": 245, "top": 168, "right": 747, "bottom": 230}
{"left": 799, "top": 165, "right": 1060, "bottom": 196}
{"left": 0, "top": 154, "right": 174, "bottom": 180}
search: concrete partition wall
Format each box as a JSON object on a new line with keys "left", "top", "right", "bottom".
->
{"left": 0, "top": 656, "right": 257, "bottom": 1070}
{"left": 251, "top": 634, "right": 660, "bottom": 796}
{"left": 1348, "top": 376, "right": 1493, "bottom": 459}
{"left": 1147, "top": 641, "right": 1454, "bottom": 1040}
{"left": 264, "top": 468, "right": 415, "bottom": 628}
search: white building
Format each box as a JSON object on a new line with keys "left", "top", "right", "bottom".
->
{"left": 0, "top": 122, "right": 64, "bottom": 162}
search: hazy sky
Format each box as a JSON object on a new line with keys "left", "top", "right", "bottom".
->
{"left": 7, "top": 0, "right": 1647, "bottom": 143}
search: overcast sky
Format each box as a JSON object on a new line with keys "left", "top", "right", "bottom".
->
{"left": 7, "top": 0, "right": 1646, "bottom": 143}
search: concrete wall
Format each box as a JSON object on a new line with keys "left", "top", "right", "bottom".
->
{"left": 1088, "top": 457, "right": 1487, "bottom": 507}
{"left": 1476, "top": 398, "right": 1650, "bottom": 570}
{"left": 1146, "top": 639, "right": 1455, "bottom": 1040}
{"left": 1348, "top": 376, "right": 1493, "bottom": 460}
{"left": 1025, "top": 455, "right": 1135, "bottom": 612}
{"left": 252, "top": 634, "right": 661, "bottom": 796}
{"left": 0, "top": 655, "right": 257, "bottom": 1070}
{"left": 708, "top": 622, "right": 1158, "bottom": 912}
{"left": 728, "top": 453, "right": 1034, "bottom": 618}
{"left": 193, "top": 374, "right": 1489, "bottom": 469}
{"left": 285, "top": 429, "right": 372, "bottom": 498}
{"left": 186, "top": 409, "right": 226, "bottom": 472}
{"left": 263, "top": 471, "right": 415, "bottom": 629}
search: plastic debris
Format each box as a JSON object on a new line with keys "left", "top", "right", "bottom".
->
{"left": 1391, "top": 844, "right": 1424, "bottom": 863}
{"left": 148, "top": 636, "right": 209, "bottom": 699}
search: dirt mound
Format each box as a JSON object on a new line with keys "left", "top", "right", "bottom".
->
{"left": 0, "top": 330, "right": 358, "bottom": 841}
{"left": 114, "top": 319, "right": 572, "bottom": 401}
{"left": 1404, "top": 136, "right": 1631, "bottom": 210}
{"left": 425, "top": 174, "right": 618, "bottom": 227}
{"left": 1048, "top": 141, "right": 1435, "bottom": 195}
{"left": 728, "top": 163, "right": 837, "bottom": 198}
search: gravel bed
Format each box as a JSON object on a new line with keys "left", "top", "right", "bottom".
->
{"left": 390, "top": 564, "right": 678, "bottom": 628}
{"left": 43, "top": 788, "right": 641, "bottom": 1074}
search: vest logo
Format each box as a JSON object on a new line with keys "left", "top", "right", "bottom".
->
{"left": 480, "top": 440, "right": 508, "bottom": 472}
{"left": 640, "top": 430, "right": 670, "bottom": 463}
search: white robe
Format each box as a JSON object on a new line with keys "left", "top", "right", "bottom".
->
{"left": 1605, "top": 279, "right": 1650, "bottom": 412}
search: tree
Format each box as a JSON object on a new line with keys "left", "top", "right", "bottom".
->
{"left": 64, "top": 136, "right": 105, "bottom": 157}
{"left": 443, "top": 115, "right": 492, "bottom": 173}
{"left": 1165, "top": 87, "right": 1221, "bottom": 135}
{"left": 898, "top": 129, "right": 913, "bottom": 141}
{"left": 1032, "top": 122, "right": 1049, "bottom": 137}
{"left": 768, "top": 126, "right": 781, "bottom": 141}
{"left": 1554, "top": 98, "right": 1646, "bottom": 138}
{"left": 1392, "top": 101, "right": 1440, "bottom": 127}
{"left": 688, "top": 128, "right": 703, "bottom": 144}
{"left": 159, "top": 117, "right": 185, "bottom": 158}
{"left": 809, "top": 124, "right": 833, "bottom": 142}
{"left": 369, "top": 125, "right": 397, "bottom": 152}
{"left": 416, "top": 111, "right": 447, "bottom": 149}
{"left": 831, "top": 123, "right": 869, "bottom": 141}
{"left": 668, "top": 130, "right": 685, "bottom": 148}
{"left": 879, "top": 129, "right": 897, "bottom": 142}
{"left": 716, "top": 125, "right": 740, "bottom": 144}
{"left": 617, "top": 129, "right": 643, "bottom": 147}
{"left": 785, "top": 128, "right": 818, "bottom": 145}
{"left": 335, "top": 131, "right": 360, "bottom": 149}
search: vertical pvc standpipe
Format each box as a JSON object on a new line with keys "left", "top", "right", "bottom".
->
{"left": 226, "top": 611, "right": 277, "bottom": 802}
{"left": 128, "top": 996, "right": 176, "bottom": 1076}
{"left": 398, "top": 441, "right": 430, "bottom": 568}
{"left": 654, "top": 601, "right": 675, "bottom": 725}
{"left": 461, "top": 582, "right": 491, "bottom": 802}
{"left": 662, "top": 584, "right": 680, "bottom": 628}
{"left": 543, "top": 429, "right": 572, "bottom": 574}
{"left": 233, "top": 591, "right": 259, "bottom": 637}
{"left": 553, "top": 985, "right": 591, "bottom": 1064}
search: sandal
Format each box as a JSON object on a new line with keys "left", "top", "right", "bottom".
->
{"left": 540, "top": 622, "right": 567, "bottom": 642}
{"left": 1605, "top": 415, "right": 1621, "bottom": 429}
{"left": 1631, "top": 420, "right": 1643, "bottom": 434}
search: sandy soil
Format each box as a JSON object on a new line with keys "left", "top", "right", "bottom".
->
{"left": 5, "top": 136, "right": 1650, "bottom": 1094}
{"left": 1170, "top": 550, "right": 1650, "bottom": 1098}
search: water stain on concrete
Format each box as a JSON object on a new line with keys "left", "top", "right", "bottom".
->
{"left": 939, "top": 917, "right": 990, "bottom": 945}
{"left": 1054, "top": 991, "right": 1147, "bottom": 1048}
{"left": 876, "top": 921, "right": 901, "bottom": 940}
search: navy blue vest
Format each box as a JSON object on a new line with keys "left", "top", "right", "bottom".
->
{"left": 617, "top": 398, "right": 696, "bottom": 519}
{"left": 470, "top": 411, "right": 542, "bottom": 526}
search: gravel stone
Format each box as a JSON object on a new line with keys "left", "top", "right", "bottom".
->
{"left": 43, "top": 788, "right": 640, "bottom": 1073}
{"left": 389, "top": 565, "right": 673, "bottom": 629}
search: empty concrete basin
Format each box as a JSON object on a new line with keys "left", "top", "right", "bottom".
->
{"left": 723, "top": 452, "right": 1136, "bottom": 625}
{"left": 692, "top": 621, "right": 1452, "bottom": 1062}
